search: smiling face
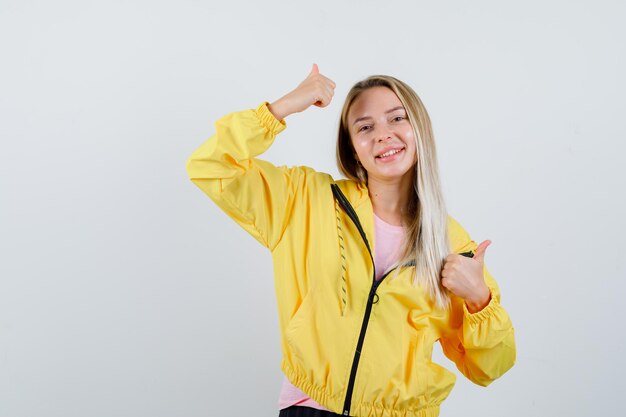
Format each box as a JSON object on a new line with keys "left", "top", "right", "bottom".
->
{"left": 347, "top": 86, "right": 417, "bottom": 184}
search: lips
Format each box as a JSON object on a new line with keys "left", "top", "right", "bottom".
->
{"left": 375, "top": 146, "right": 405, "bottom": 158}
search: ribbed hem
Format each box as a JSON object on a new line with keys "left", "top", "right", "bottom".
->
{"left": 281, "top": 359, "right": 442, "bottom": 417}
{"left": 255, "top": 101, "right": 287, "bottom": 135}
{"left": 462, "top": 287, "right": 500, "bottom": 326}
{"left": 281, "top": 360, "right": 341, "bottom": 413}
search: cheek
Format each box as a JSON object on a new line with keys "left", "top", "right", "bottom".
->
{"left": 409, "top": 146, "right": 418, "bottom": 164}
{"left": 352, "top": 138, "right": 370, "bottom": 156}
{"left": 353, "top": 136, "right": 368, "bottom": 148}
{"left": 403, "top": 131, "right": 417, "bottom": 161}
{"left": 402, "top": 127, "right": 415, "bottom": 142}
{"left": 404, "top": 144, "right": 418, "bottom": 166}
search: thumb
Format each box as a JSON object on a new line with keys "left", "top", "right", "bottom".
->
{"left": 310, "top": 63, "right": 319, "bottom": 75}
{"left": 472, "top": 240, "right": 491, "bottom": 263}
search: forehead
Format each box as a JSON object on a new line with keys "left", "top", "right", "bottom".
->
{"left": 348, "top": 87, "right": 404, "bottom": 123}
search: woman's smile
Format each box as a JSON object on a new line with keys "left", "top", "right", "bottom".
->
{"left": 375, "top": 146, "right": 406, "bottom": 162}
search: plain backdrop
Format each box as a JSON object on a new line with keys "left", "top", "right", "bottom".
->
{"left": 1, "top": 0, "right": 625, "bottom": 416}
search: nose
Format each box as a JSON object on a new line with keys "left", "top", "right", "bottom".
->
{"left": 376, "top": 129, "right": 391, "bottom": 142}
{"left": 376, "top": 127, "right": 392, "bottom": 142}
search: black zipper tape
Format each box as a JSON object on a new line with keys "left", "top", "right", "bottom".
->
{"left": 331, "top": 184, "right": 379, "bottom": 416}
{"left": 330, "top": 184, "right": 475, "bottom": 416}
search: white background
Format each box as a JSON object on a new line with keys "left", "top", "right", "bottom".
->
{"left": 1, "top": 0, "right": 625, "bottom": 416}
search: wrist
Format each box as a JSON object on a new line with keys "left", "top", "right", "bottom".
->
{"left": 465, "top": 287, "right": 491, "bottom": 313}
{"left": 268, "top": 98, "right": 291, "bottom": 122}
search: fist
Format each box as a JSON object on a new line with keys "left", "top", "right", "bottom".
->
{"left": 268, "top": 63, "right": 336, "bottom": 120}
{"left": 441, "top": 240, "right": 492, "bottom": 313}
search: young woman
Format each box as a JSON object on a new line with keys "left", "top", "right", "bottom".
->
{"left": 186, "top": 64, "right": 516, "bottom": 417}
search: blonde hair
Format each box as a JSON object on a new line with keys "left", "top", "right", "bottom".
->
{"left": 336, "top": 75, "right": 451, "bottom": 309}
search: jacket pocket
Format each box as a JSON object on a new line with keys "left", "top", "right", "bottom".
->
{"left": 285, "top": 291, "right": 315, "bottom": 351}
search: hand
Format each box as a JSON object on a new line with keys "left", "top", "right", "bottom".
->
{"left": 441, "top": 240, "right": 492, "bottom": 313}
{"left": 268, "top": 63, "right": 336, "bottom": 120}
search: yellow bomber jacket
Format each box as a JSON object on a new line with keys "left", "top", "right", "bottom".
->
{"left": 186, "top": 102, "right": 516, "bottom": 417}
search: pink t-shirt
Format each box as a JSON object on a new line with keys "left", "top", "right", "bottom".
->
{"left": 278, "top": 212, "right": 406, "bottom": 411}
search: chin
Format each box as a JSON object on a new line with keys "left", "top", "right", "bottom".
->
{"left": 376, "top": 170, "right": 413, "bottom": 182}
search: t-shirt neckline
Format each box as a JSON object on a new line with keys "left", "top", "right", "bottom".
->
{"left": 373, "top": 212, "right": 406, "bottom": 231}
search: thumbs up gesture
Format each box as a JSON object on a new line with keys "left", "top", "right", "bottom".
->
{"left": 441, "top": 240, "right": 492, "bottom": 313}
{"left": 268, "top": 63, "right": 336, "bottom": 121}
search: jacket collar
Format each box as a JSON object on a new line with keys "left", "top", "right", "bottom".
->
{"left": 333, "top": 179, "right": 370, "bottom": 209}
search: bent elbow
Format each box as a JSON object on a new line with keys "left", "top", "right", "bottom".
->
{"left": 469, "top": 350, "right": 516, "bottom": 387}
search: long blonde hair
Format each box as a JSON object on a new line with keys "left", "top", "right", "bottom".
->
{"left": 336, "top": 75, "right": 451, "bottom": 309}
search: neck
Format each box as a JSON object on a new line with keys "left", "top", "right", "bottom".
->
{"left": 367, "top": 174, "right": 413, "bottom": 226}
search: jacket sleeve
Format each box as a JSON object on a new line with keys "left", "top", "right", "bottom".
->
{"left": 439, "top": 216, "right": 517, "bottom": 387}
{"left": 185, "top": 101, "right": 312, "bottom": 250}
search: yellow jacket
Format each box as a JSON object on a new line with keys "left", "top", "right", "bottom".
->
{"left": 186, "top": 102, "right": 516, "bottom": 417}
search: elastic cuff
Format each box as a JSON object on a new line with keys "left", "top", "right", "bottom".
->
{"left": 255, "top": 101, "right": 287, "bottom": 135}
{"left": 463, "top": 287, "right": 500, "bottom": 326}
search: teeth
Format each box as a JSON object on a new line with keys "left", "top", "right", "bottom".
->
{"left": 378, "top": 148, "right": 402, "bottom": 158}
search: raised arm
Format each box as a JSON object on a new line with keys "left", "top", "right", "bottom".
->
{"left": 185, "top": 64, "right": 336, "bottom": 250}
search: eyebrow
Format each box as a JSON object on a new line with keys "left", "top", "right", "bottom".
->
{"left": 352, "top": 106, "right": 406, "bottom": 126}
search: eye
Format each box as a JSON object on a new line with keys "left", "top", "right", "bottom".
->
{"left": 392, "top": 116, "right": 405, "bottom": 122}
{"left": 358, "top": 125, "right": 371, "bottom": 132}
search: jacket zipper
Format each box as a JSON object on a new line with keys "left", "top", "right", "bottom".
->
{"left": 330, "top": 184, "right": 474, "bottom": 416}
{"left": 331, "top": 184, "right": 387, "bottom": 416}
